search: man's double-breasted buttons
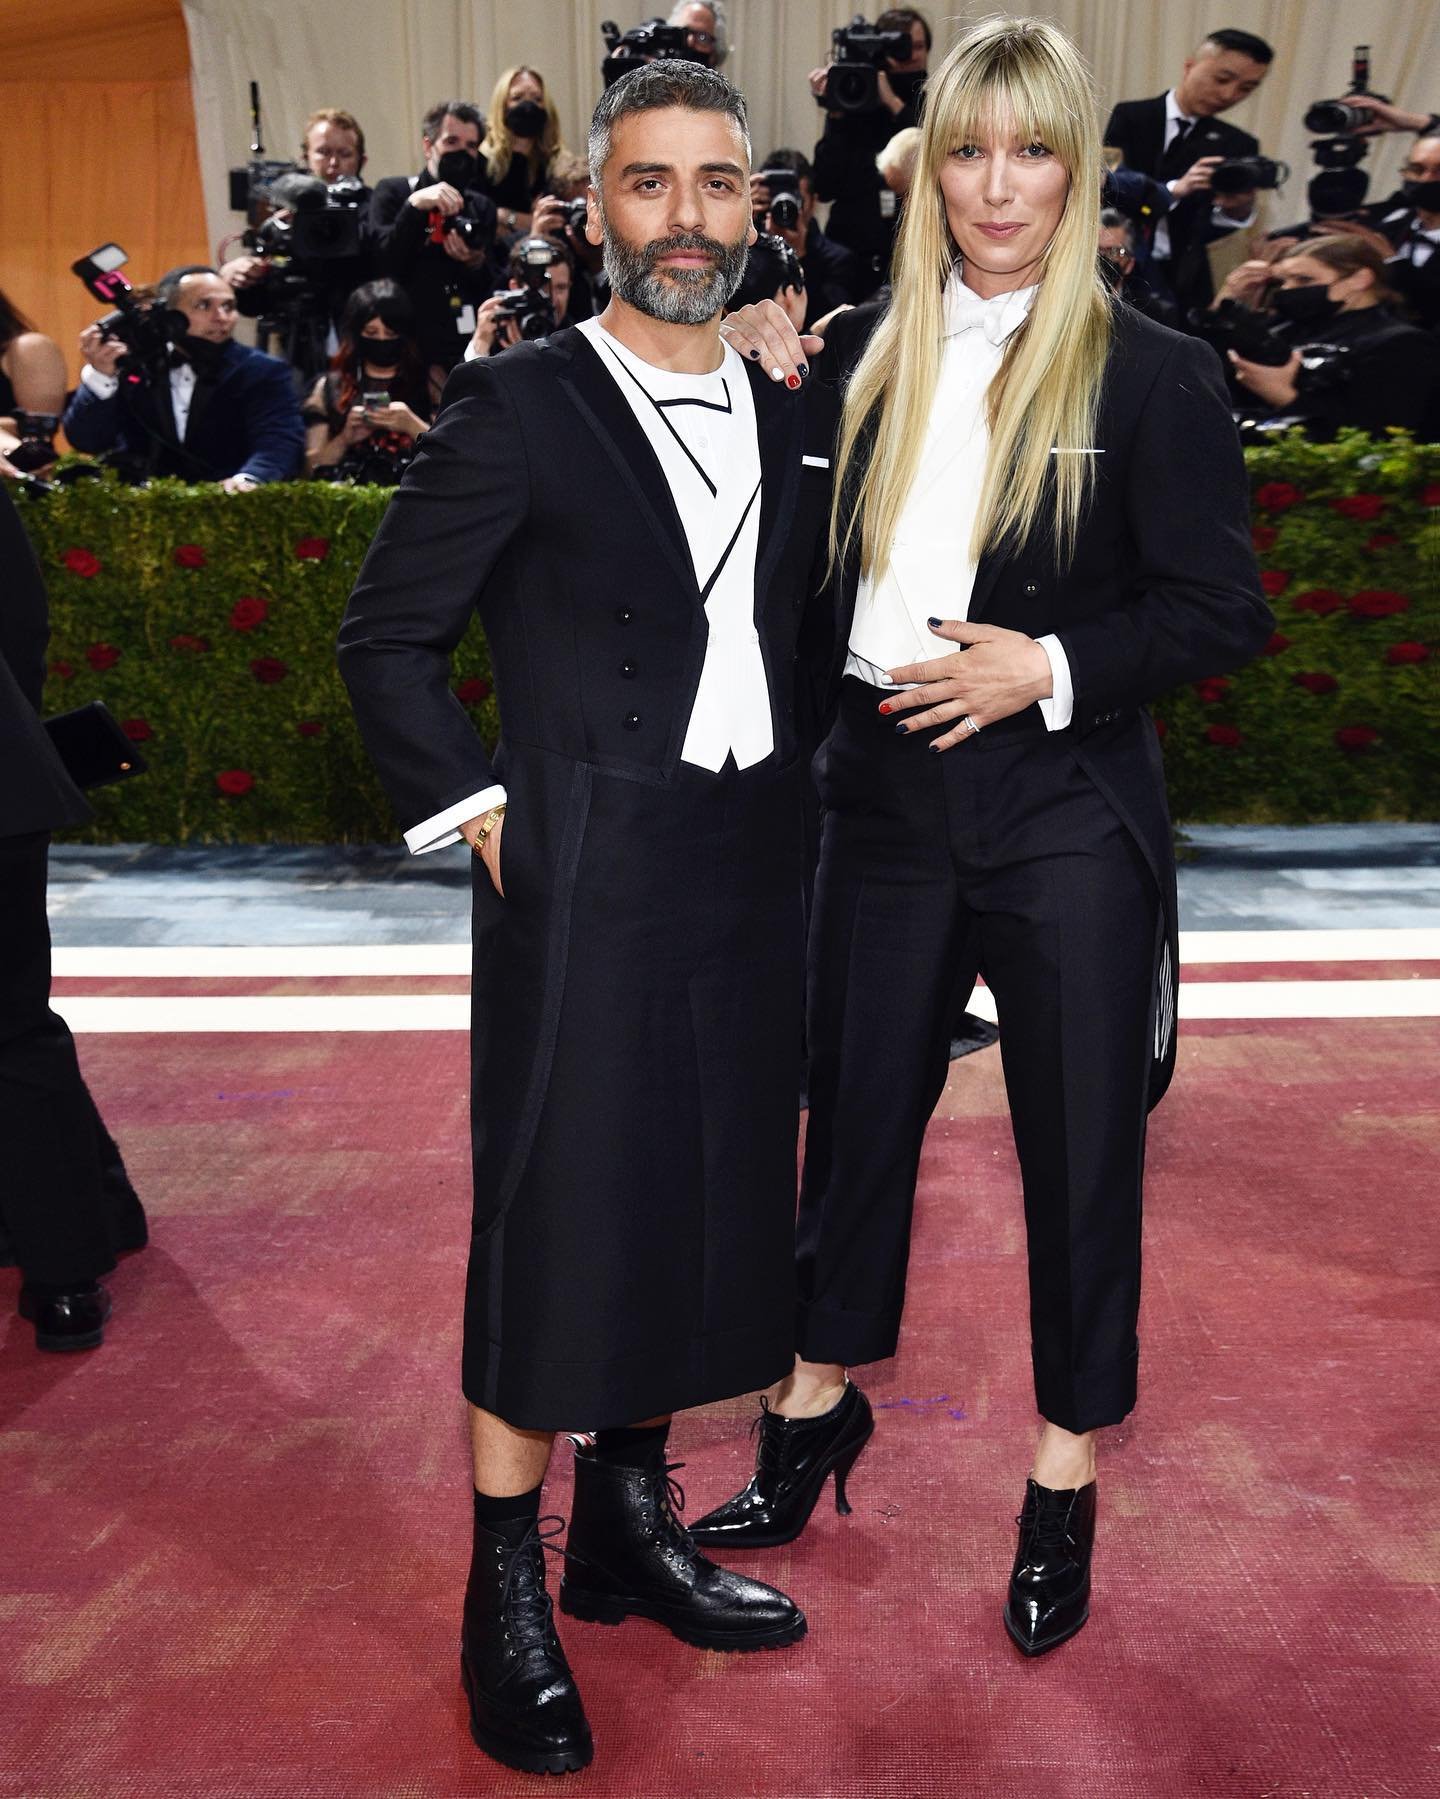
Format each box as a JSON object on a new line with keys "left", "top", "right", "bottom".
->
{"left": 620, "top": 659, "right": 638, "bottom": 679}
{"left": 622, "top": 711, "right": 642, "bottom": 731}
{"left": 1023, "top": 580, "right": 1039, "bottom": 596}
{"left": 615, "top": 606, "right": 636, "bottom": 626}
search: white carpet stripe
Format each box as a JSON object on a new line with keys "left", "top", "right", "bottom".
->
{"left": 49, "top": 981, "right": 1440, "bottom": 1034}
{"left": 48, "top": 927, "right": 1440, "bottom": 980}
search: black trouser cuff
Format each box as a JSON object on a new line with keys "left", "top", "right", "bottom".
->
{"left": 1033, "top": 1346, "right": 1139, "bottom": 1434}
{"left": 796, "top": 1301, "right": 900, "bottom": 1369}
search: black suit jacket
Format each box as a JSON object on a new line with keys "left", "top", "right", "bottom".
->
{"left": 0, "top": 486, "right": 92, "bottom": 838}
{"left": 1104, "top": 95, "right": 1259, "bottom": 307}
{"left": 820, "top": 301, "right": 1272, "bottom": 1101}
{"left": 337, "top": 331, "right": 839, "bottom": 838}
{"left": 60, "top": 340, "right": 304, "bottom": 483}
{"left": 369, "top": 173, "right": 500, "bottom": 370}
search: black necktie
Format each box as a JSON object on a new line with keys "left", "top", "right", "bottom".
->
{"left": 1162, "top": 118, "right": 1195, "bottom": 178}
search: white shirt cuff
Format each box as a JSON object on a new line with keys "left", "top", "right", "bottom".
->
{"left": 1034, "top": 634, "right": 1073, "bottom": 732}
{"left": 1211, "top": 205, "right": 1254, "bottom": 230}
{"left": 80, "top": 364, "right": 119, "bottom": 398}
{"left": 403, "top": 784, "right": 506, "bottom": 855}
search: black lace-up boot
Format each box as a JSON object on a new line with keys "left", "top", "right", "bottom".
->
{"left": 690, "top": 1381, "right": 875, "bottom": 1549}
{"left": 460, "top": 1515, "right": 593, "bottom": 1774}
{"left": 1004, "top": 1477, "right": 1097, "bottom": 1656}
{"left": 560, "top": 1444, "right": 807, "bottom": 1651}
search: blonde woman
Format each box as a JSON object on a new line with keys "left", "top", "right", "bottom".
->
{"left": 477, "top": 67, "right": 566, "bottom": 234}
{"left": 697, "top": 16, "right": 1272, "bottom": 1655}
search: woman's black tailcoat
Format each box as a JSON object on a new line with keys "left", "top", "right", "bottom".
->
{"left": 339, "top": 331, "right": 838, "bottom": 1429}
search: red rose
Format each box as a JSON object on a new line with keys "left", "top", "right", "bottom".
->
{"left": 1385, "top": 642, "right": 1430, "bottom": 665}
{"left": 50, "top": 659, "right": 76, "bottom": 680}
{"left": 86, "top": 642, "right": 120, "bottom": 671}
{"left": 61, "top": 547, "right": 101, "bottom": 578}
{"left": 1260, "top": 569, "right": 1292, "bottom": 597}
{"left": 1349, "top": 590, "right": 1410, "bottom": 618}
{"left": 1422, "top": 482, "right": 1440, "bottom": 507}
{"left": 1365, "top": 532, "right": 1399, "bottom": 553}
{"left": 173, "top": 543, "right": 207, "bottom": 569}
{"left": 296, "top": 720, "right": 326, "bottom": 737}
{"left": 294, "top": 536, "right": 330, "bottom": 561}
{"left": 169, "top": 633, "right": 211, "bottom": 653}
{"left": 1152, "top": 716, "right": 1168, "bottom": 741}
{"left": 454, "top": 676, "right": 492, "bottom": 705}
{"left": 1291, "top": 588, "right": 1344, "bottom": 615}
{"left": 1193, "top": 676, "right": 1231, "bottom": 703}
{"left": 229, "top": 596, "right": 268, "bottom": 631}
{"left": 250, "top": 656, "right": 288, "bottom": 684}
{"left": 1205, "top": 724, "right": 1243, "bottom": 747}
{"left": 120, "top": 718, "right": 153, "bottom": 742}
{"left": 1335, "top": 725, "right": 1379, "bottom": 751}
{"left": 1251, "top": 524, "right": 1278, "bottom": 552}
{"left": 1255, "top": 481, "right": 1304, "bottom": 512}
{"left": 216, "top": 769, "right": 255, "bottom": 796}
{"left": 1331, "top": 494, "right": 1386, "bottom": 522}
{"left": 1262, "top": 632, "right": 1292, "bottom": 656}
{"left": 1292, "top": 671, "right": 1338, "bottom": 695}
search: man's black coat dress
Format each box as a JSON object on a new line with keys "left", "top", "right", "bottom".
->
{"left": 339, "top": 330, "right": 837, "bottom": 1429}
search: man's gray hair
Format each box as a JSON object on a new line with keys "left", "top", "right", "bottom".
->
{"left": 668, "top": 1, "right": 730, "bottom": 67}
{"left": 1098, "top": 206, "right": 1136, "bottom": 246}
{"left": 587, "top": 58, "right": 750, "bottom": 193}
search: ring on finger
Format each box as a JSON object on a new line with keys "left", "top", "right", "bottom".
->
{"left": 962, "top": 714, "right": 981, "bottom": 735}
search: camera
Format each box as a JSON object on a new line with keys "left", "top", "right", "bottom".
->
{"left": 1192, "top": 298, "right": 1294, "bottom": 368}
{"left": 558, "top": 196, "right": 590, "bottom": 236}
{"left": 1304, "top": 46, "right": 1385, "bottom": 216}
{"left": 729, "top": 232, "right": 806, "bottom": 314}
{"left": 600, "top": 18, "right": 706, "bottom": 89}
{"left": 822, "top": 15, "right": 912, "bottom": 114}
{"left": 244, "top": 172, "right": 366, "bottom": 261}
{"left": 6, "top": 411, "right": 61, "bottom": 473}
{"left": 70, "top": 243, "right": 186, "bottom": 381}
{"left": 443, "top": 213, "right": 489, "bottom": 249}
{"left": 1209, "top": 155, "right": 1289, "bottom": 197}
{"left": 757, "top": 167, "right": 802, "bottom": 232}
{"left": 500, "top": 236, "right": 563, "bottom": 340}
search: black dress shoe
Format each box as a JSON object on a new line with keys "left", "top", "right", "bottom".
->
{"left": 1004, "top": 1477, "right": 1097, "bottom": 1656}
{"left": 18, "top": 1281, "right": 112, "bottom": 1352}
{"left": 560, "top": 1445, "right": 806, "bottom": 1651}
{"left": 461, "top": 1516, "right": 593, "bottom": 1776}
{"left": 690, "top": 1381, "right": 874, "bottom": 1550}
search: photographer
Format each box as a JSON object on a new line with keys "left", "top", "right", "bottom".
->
{"left": 62, "top": 266, "right": 304, "bottom": 488}
{"left": 530, "top": 153, "right": 601, "bottom": 321}
{"left": 1, "top": 286, "right": 66, "bottom": 471}
{"left": 1369, "top": 129, "right": 1440, "bottom": 330}
{"left": 1099, "top": 207, "right": 1180, "bottom": 327}
{"left": 1216, "top": 235, "right": 1440, "bottom": 439}
{"left": 369, "top": 100, "right": 499, "bottom": 373}
{"left": 464, "top": 236, "right": 575, "bottom": 358}
{"left": 1103, "top": 28, "right": 1274, "bottom": 313}
{"left": 811, "top": 8, "right": 931, "bottom": 298}
{"left": 726, "top": 231, "right": 807, "bottom": 331}
{"left": 750, "top": 148, "right": 861, "bottom": 328}
{"left": 668, "top": 2, "right": 728, "bottom": 67}
{"left": 304, "top": 280, "right": 437, "bottom": 481}
{"left": 476, "top": 68, "right": 569, "bottom": 238}
{"left": 220, "top": 109, "right": 376, "bottom": 380}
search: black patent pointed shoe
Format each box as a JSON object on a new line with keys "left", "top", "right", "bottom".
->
{"left": 560, "top": 1446, "right": 806, "bottom": 1652}
{"left": 689, "top": 1380, "right": 875, "bottom": 1550}
{"left": 1004, "top": 1477, "right": 1097, "bottom": 1657}
{"left": 18, "top": 1281, "right": 112, "bottom": 1352}
{"left": 460, "top": 1516, "right": 594, "bottom": 1776}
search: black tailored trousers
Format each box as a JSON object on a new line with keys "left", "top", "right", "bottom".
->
{"left": 796, "top": 678, "right": 1161, "bottom": 1433}
{"left": 0, "top": 831, "right": 145, "bottom": 1285}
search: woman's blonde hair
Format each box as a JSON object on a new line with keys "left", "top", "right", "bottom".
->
{"left": 481, "top": 67, "right": 565, "bottom": 185}
{"left": 832, "top": 14, "right": 1112, "bottom": 579}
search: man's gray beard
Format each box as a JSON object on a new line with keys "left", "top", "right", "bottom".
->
{"left": 601, "top": 225, "right": 749, "bottom": 325}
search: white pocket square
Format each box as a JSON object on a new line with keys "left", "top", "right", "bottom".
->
{"left": 802, "top": 454, "right": 830, "bottom": 468}
{"left": 1050, "top": 447, "right": 1104, "bottom": 455}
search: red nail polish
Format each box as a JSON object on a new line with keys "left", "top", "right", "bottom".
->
{"left": 785, "top": 373, "right": 801, "bottom": 390}
{"left": 878, "top": 702, "right": 891, "bottom": 714}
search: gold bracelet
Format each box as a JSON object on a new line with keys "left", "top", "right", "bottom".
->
{"left": 471, "top": 803, "right": 507, "bottom": 853}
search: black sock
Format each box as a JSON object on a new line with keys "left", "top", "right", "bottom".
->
{"left": 591, "top": 1421, "right": 670, "bottom": 1469}
{"left": 472, "top": 1481, "right": 543, "bottom": 1546}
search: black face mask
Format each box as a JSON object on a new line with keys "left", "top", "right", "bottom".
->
{"left": 359, "top": 336, "right": 404, "bottom": 369}
{"left": 1401, "top": 177, "right": 1440, "bottom": 211}
{"left": 178, "top": 332, "right": 229, "bottom": 375}
{"left": 435, "top": 149, "right": 479, "bottom": 190}
{"left": 504, "top": 101, "right": 547, "bottom": 139}
{"left": 1271, "top": 284, "right": 1343, "bottom": 327}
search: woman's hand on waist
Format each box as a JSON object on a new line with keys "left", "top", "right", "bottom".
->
{"left": 881, "top": 619, "right": 1054, "bottom": 752}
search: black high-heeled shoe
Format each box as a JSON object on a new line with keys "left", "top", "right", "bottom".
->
{"left": 1003, "top": 1477, "right": 1097, "bottom": 1656}
{"left": 689, "top": 1381, "right": 874, "bottom": 1550}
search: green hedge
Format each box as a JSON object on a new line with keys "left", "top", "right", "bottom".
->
{"left": 16, "top": 429, "right": 1438, "bottom": 842}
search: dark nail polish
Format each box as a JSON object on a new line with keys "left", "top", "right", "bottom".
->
{"left": 894, "top": 721, "right": 907, "bottom": 734}
{"left": 797, "top": 363, "right": 809, "bottom": 377}
{"left": 927, "top": 616, "right": 941, "bottom": 627}
{"left": 748, "top": 347, "right": 760, "bottom": 359}
{"left": 928, "top": 743, "right": 941, "bottom": 754}
{"left": 786, "top": 373, "right": 801, "bottom": 390}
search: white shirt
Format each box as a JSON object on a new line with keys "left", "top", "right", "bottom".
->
{"left": 844, "top": 273, "right": 1073, "bottom": 733}
{"left": 1152, "top": 89, "right": 1254, "bottom": 263}
{"left": 405, "top": 318, "right": 773, "bottom": 854}
{"left": 1383, "top": 206, "right": 1440, "bottom": 268}
{"left": 80, "top": 358, "right": 198, "bottom": 439}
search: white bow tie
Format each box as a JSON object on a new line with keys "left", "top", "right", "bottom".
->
{"left": 942, "top": 279, "right": 1037, "bottom": 346}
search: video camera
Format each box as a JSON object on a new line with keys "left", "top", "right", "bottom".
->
{"left": 1210, "top": 155, "right": 1289, "bottom": 197}
{"left": 70, "top": 243, "right": 186, "bottom": 382}
{"left": 756, "top": 167, "right": 802, "bottom": 232}
{"left": 244, "top": 171, "right": 366, "bottom": 262}
{"left": 600, "top": 18, "right": 706, "bottom": 89}
{"left": 497, "top": 237, "right": 564, "bottom": 340}
{"left": 822, "top": 15, "right": 912, "bottom": 115}
{"left": 1191, "top": 298, "right": 1293, "bottom": 368}
{"left": 1303, "top": 46, "right": 1385, "bottom": 216}
{"left": 729, "top": 233, "right": 805, "bottom": 313}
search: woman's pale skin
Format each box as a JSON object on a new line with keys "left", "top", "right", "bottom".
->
{"left": 726, "top": 119, "right": 1100, "bottom": 1492}
{"left": 304, "top": 318, "right": 436, "bottom": 472}
{"left": 1220, "top": 252, "right": 1381, "bottom": 408}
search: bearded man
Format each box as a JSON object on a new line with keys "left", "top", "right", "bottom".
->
{"left": 338, "top": 61, "right": 837, "bottom": 1777}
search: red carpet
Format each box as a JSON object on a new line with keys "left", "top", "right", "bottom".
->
{"left": 3, "top": 1016, "right": 1435, "bottom": 1797}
